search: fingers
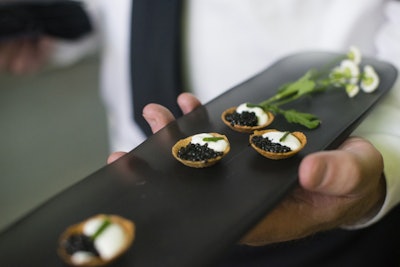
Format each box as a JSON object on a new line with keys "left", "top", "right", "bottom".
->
{"left": 143, "top": 93, "right": 203, "bottom": 134}
{"left": 177, "top": 92, "right": 202, "bottom": 114}
{"left": 107, "top": 151, "right": 127, "bottom": 164}
{"left": 0, "top": 37, "right": 54, "bottom": 74}
{"left": 108, "top": 93, "right": 202, "bottom": 164}
{"left": 0, "top": 41, "right": 18, "bottom": 71}
{"left": 107, "top": 102, "right": 183, "bottom": 164}
{"left": 10, "top": 40, "right": 36, "bottom": 74}
{"left": 142, "top": 103, "right": 176, "bottom": 133}
{"left": 14, "top": 37, "right": 53, "bottom": 74}
{"left": 298, "top": 137, "right": 383, "bottom": 196}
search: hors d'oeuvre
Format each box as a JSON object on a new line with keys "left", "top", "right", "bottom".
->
{"left": 58, "top": 214, "right": 135, "bottom": 266}
{"left": 172, "top": 133, "right": 230, "bottom": 168}
{"left": 249, "top": 129, "right": 306, "bottom": 160}
{"left": 221, "top": 103, "right": 274, "bottom": 133}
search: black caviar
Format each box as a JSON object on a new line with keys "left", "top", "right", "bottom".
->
{"left": 251, "top": 135, "right": 292, "bottom": 153}
{"left": 178, "top": 143, "right": 223, "bottom": 161}
{"left": 63, "top": 234, "right": 100, "bottom": 256}
{"left": 225, "top": 111, "right": 258, "bottom": 126}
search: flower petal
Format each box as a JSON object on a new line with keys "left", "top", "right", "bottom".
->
{"left": 346, "top": 84, "right": 360, "bottom": 98}
{"left": 340, "top": 59, "right": 360, "bottom": 85}
{"left": 347, "top": 46, "right": 362, "bottom": 65}
{"left": 361, "top": 65, "right": 380, "bottom": 93}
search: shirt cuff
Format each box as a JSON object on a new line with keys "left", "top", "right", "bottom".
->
{"left": 342, "top": 134, "right": 400, "bottom": 229}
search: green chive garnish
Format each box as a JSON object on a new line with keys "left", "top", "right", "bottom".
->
{"left": 203, "top": 137, "right": 224, "bottom": 142}
{"left": 279, "top": 131, "right": 290, "bottom": 142}
{"left": 246, "top": 103, "right": 264, "bottom": 109}
{"left": 91, "top": 217, "right": 112, "bottom": 240}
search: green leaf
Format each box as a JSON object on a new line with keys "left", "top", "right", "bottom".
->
{"left": 260, "top": 71, "right": 316, "bottom": 107}
{"left": 286, "top": 71, "right": 316, "bottom": 97}
{"left": 282, "top": 109, "right": 321, "bottom": 129}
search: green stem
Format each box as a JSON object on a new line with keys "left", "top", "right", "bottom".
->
{"left": 279, "top": 131, "right": 290, "bottom": 142}
{"left": 91, "top": 217, "right": 111, "bottom": 240}
{"left": 242, "top": 54, "right": 352, "bottom": 129}
{"left": 203, "top": 137, "right": 224, "bottom": 142}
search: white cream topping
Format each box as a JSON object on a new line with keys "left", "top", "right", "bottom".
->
{"left": 262, "top": 131, "right": 301, "bottom": 151}
{"left": 236, "top": 103, "right": 268, "bottom": 126}
{"left": 94, "top": 224, "right": 126, "bottom": 260}
{"left": 190, "top": 133, "right": 228, "bottom": 152}
{"left": 82, "top": 217, "right": 126, "bottom": 260}
{"left": 71, "top": 251, "right": 95, "bottom": 265}
{"left": 83, "top": 217, "right": 103, "bottom": 236}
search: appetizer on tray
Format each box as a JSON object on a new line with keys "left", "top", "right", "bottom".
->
{"left": 221, "top": 103, "right": 275, "bottom": 133}
{"left": 58, "top": 214, "right": 135, "bottom": 266}
{"left": 249, "top": 129, "right": 307, "bottom": 160}
{"left": 172, "top": 133, "right": 230, "bottom": 168}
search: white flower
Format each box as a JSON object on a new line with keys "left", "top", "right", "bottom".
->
{"left": 340, "top": 59, "right": 360, "bottom": 85}
{"left": 345, "top": 83, "right": 360, "bottom": 98}
{"left": 330, "top": 66, "right": 346, "bottom": 87}
{"left": 347, "top": 46, "right": 362, "bottom": 65}
{"left": 360, "top": 65, "right": 380, "bottom": 93}
{"left": 330, "top": 59, "right": 360, "bottom": 86}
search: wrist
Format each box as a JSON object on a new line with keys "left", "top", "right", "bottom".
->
{"left": 341, "top": 173, "right": 386, "bottom": 229}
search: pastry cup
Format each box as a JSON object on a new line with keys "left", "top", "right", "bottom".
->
{"left": 58, "top": 214, "right": 135, "bottom": 267}
{"left": 172, "top": 133, "right": 230, "bottom": 168}
{"left": 249, "top": 129, "right": 307, "bottom": 160}
{"left": 221, "top": 106, "right": 275, "bottom": 133}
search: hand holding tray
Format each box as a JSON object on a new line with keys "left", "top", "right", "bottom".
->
{"left": 0, "top": 52, "right": 397, "bottom": 266}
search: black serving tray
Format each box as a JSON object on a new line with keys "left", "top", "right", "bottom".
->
{"left": 0, "top": 52, "right": 397, "bottom": 267}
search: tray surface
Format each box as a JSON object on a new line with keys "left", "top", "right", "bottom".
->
{"left": 0, "top": 52, "right": 397, "bottom": 266}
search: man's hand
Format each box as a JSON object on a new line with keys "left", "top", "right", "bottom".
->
{"left": 240, "top": 136, "right": 385, "bottom": 245}
{"left": 107, "top": 92, "right": 201, "bottom": 163}
{"left": 107, "top": 92, "right": 386, "bottom": 246}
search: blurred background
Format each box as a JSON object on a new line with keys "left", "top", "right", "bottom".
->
{"left": 0, "top": 55, "right": 109, "bottom": 231}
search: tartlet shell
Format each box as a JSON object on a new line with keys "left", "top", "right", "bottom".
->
{"left": 58, "top": 214, "right": 135, "bottom": 267}
{"left": 221, "top": 106, "right": 275, "bottom": 133}
{"left": 249, "top": 129, "right": 307, "bottom": 160}
{"left": 172, "top": 133, "right": 230, "bottom": 168}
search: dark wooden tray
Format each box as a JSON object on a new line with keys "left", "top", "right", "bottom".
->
{"left": 0, "top": 52, "right": 397, "bottom": 267}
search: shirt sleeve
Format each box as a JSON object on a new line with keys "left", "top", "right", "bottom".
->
{"left": 346, "top": 1, "right": 400, "bottom": 229}
{"left": 343, "top": 1, "right": 400, "bottom": 229}
{"left": 349, "top": 85, "right": 400, "bottom": 228}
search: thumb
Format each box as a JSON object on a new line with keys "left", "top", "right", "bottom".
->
{"left": 298, "top": 151, "right": 361, "bottom": 196}
{"left": 298, "top": 137, "right": 383, "bottom": 196}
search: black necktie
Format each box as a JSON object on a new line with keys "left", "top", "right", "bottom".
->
{"left": 130, "top": 0, "right": 183, "bottom": 136}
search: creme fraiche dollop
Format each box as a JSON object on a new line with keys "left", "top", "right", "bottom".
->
{"left": 190, "top": 133, "right": 228, "bottom": 152}
{"left": 262, "top": 131, "right": 301, "bottom": 151}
